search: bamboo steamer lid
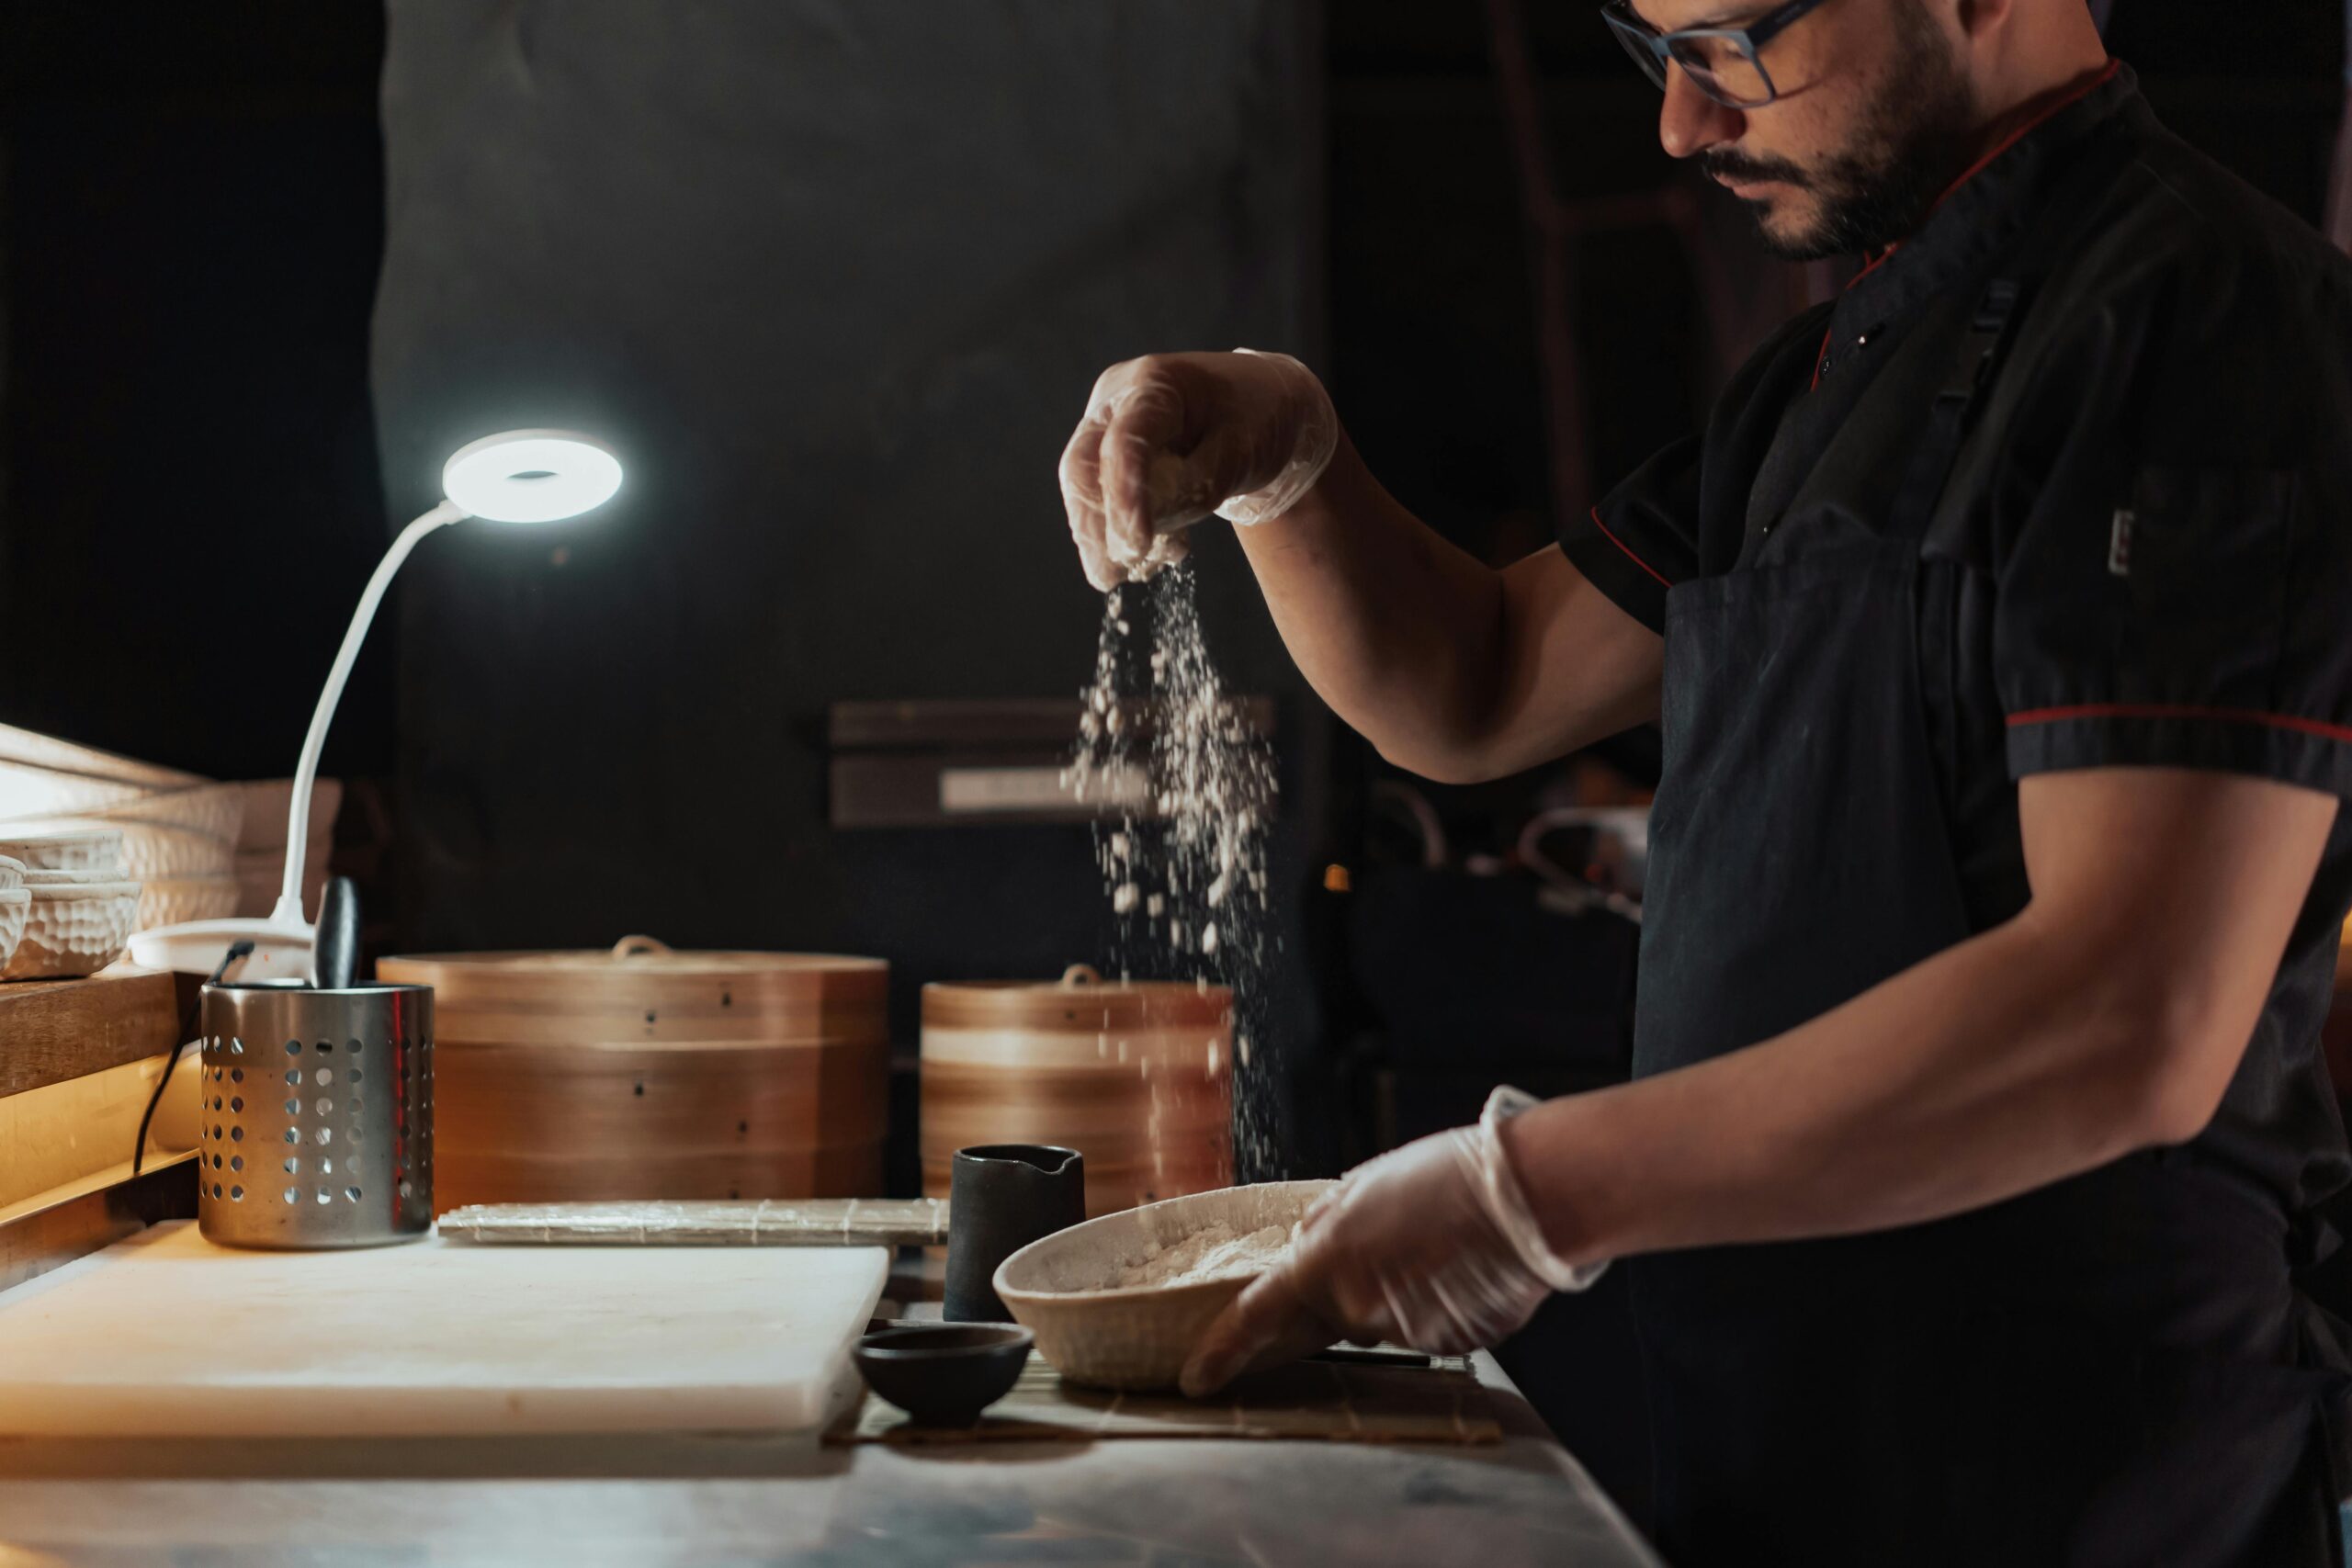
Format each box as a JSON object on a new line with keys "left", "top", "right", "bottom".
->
{"left": 378, "top": 936, "right": 888, "bottom": 1212}
{"left": 921, "top": 964, "right": 1232, "bottom": 1219}
{"left": 379, "top": 937, "right": 887, "bottom": 1044}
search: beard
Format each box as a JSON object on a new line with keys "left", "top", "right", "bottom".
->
{"left": 1701, "top": 5, "right": 1979, "bottom": 261}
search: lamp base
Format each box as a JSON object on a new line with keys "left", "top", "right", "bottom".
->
{"left": 127, "top": 917, "right": 314, "bottom": 980}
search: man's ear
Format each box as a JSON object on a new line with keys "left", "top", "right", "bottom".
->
{"left": 1952, "top": 0, "right": 2018, "bottom": 42}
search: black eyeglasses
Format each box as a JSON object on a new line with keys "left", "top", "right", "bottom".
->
{"left": 1600, "top": 0, "right": 1835, "bottom": 110}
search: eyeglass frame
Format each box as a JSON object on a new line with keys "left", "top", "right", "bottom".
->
{"left": 1600, "top": 0, "right": 1837, "bottom": 110}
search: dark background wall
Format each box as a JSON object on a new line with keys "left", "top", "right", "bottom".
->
{"left": 0, "top": 5, "right": 391, "bottom": 780}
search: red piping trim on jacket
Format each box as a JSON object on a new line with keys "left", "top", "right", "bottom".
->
{"left": 1825, "top": 58, "right": 2123, "bottom": 311}
{"left": 1931, "top": 59, "right": 2123, "bottom": 216}
{"left": 2007, "top": 703, "right": 2352, "bottom": 747}
{"left": 1588, "top": 506, "right": 1674, "bottom": 590}
{"left": 1845, "top": 247, "right": 1898, "bottom": 291}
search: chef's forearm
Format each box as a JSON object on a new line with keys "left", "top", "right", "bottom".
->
{"left": 1237, "top": 436, "right": 1660, "bottom": 784}
{"left": 1501, "top": 908, "right": 2189, "bottom": 1268}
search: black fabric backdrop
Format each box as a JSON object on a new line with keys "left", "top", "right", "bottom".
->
{"left": 370, "top": 2, "right": 1329, "bottom": 1132}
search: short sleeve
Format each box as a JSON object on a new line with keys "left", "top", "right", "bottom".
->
{"left": 1996, "top": 245, "right": 2352, "bottom": 798}
{"left": 1560, "top": 435, "right": 1702, "bottom": 635}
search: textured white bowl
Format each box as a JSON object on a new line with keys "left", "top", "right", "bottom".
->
{"left": 234, "top": 778, "right": 343, "bottom": 853}
{"left": 0, "top": 761, "right": 153, "bottom": 819}
{"left": 0, "top": 829, "right": 126, "bottom": 873}
{"left": 4, "top": 883, "right": 141, "bottom": 981}
{"left": 135, "top": 874, "right": 241, "bottom": 931}
{"left": 29, "top": 783, "right": 245, "bottom": 842}
{"left": 0, "top": 726, "right": 204, "bottom": 791}
{"left": 21, "top": 866, "right": 126, "bottom": 886}
{"left": 0, "top": 889, "right": 28, "bottom": 973}
{"left": 233, "top": 835, "right": 333, "bottom": 873}
{"left": 994, "top": 1180, "right": 1336, "bottom": 1392}
{"left": 0, "top": 820, "right": 225, "bottom": 878}
{"left": 0, "top": 856, "right": 21, "bottom": 894}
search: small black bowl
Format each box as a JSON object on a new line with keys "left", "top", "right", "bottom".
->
{"left": 854, "top": 1323, "right": 1034, "bottom": 1427}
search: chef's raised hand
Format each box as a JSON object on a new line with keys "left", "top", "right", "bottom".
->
{"left": 1179, "top": 1088, "right": 1608, "bottom": 1398}
{"left": 1057, "top": 349, "right": 1338, "bottom": 592}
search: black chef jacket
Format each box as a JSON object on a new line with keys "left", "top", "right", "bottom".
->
{"left": 1556, "top": 62, "right": 2352, "bottom": 1567}
{"left": 1566, "top": 63, "right": 2352, "bottom": 1216}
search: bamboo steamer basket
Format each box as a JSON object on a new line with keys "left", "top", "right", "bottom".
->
{"left": 377, "top": 936, "right": 888, "bottom": 1213}
{"left": 922, "top": 964, "right": 1232, "bottom": 1219}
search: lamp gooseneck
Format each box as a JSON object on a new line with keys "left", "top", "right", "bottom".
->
{"left": 270, "top": 499, "right": 467, "bottom": 927}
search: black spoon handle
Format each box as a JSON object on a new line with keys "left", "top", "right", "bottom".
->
{"left": 311, "top": 876, "right": 361, "bottom": 989}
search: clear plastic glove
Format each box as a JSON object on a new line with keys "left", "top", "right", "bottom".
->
{"left": 1180, "top": 1087, "right": 1605, "bottom": 1399}
{"left": 1057, "top": 348, "right": 1338, "bottom": 592}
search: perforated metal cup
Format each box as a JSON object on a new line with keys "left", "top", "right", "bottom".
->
{"left": 196, "top": 981, "right": 435, "bottom": 1248}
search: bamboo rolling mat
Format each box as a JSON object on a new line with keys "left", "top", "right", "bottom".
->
{"left": 832, "top": 1351, "right": 1499, "bottom": 1448}
{"left": 437, "top": 1198, "right": 948, "bottom": 1248}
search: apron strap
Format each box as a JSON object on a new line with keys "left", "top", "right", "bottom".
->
{"left": 1887, "top": 129, "right": 2143, "bottom": 536}
{"left": 1888, "top": 276, "right": 2032, "bottom": 531}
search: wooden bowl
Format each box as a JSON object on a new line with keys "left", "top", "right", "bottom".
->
{"left": 993, "top": 1179, "right": 1333, "bottom": 1392}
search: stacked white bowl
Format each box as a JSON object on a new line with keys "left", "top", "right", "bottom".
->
{"left": 0, "top": 858, "right": 25, "bottom": 970}
{"left": 0, "top": 728, "right": 344, "bottom": 934}
{"left": 0, "top": 726, "right": 238, "bottom": 932}
{"left": 0, "top": 830, "right": 141, "bottom": 980}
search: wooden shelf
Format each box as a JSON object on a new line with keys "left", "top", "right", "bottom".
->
{"left": 0, "top": 968, "right": 180, "bottom": 1100}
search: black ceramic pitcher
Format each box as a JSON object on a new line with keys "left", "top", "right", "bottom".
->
{"left": 944, "top": 1144, "right": 1085, "bottom": 1322}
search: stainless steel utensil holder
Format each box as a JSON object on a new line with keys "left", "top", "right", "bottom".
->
{"left": 197, "top": 981, "right": 435, "bottom": 1248}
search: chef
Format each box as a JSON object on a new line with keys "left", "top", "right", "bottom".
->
{"left": 1057, "top": 2, "right": 2352, "bottom": 1562}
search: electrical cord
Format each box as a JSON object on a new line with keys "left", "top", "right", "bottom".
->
{"left": 130, "top": 940, "right": 254, "bottom": 1177}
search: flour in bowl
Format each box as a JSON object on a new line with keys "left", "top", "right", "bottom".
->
{"left": 1114, "top": 1220, "right": 1298, "bottom": 1290}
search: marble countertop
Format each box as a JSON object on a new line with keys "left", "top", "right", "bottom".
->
{"left": 0, "top": 1354, "right": 1662, "bottom": 1568}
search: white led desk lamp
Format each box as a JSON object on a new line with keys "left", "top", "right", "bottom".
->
{"left": 129, "top": 429, "right": 623, "bottom": 977}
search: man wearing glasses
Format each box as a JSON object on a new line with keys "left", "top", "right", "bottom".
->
{"left": 1058, "top": 1, "right": 2352, "bottom": 1562}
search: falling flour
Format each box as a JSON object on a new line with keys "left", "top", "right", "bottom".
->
{"left": 1112, "top": 1220, "right": 1300, "bottom": 1291}
{"left": 1063, "top": 565, "right": 1283, "bottom": 1179}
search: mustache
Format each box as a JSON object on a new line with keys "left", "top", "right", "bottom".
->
{"left": 1699, "top": 151, "right": 1811, "bottom": 188}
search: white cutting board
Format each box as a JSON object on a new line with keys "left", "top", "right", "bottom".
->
{"left": 0, "top": 1221, "right": 888, "bottom": 1437}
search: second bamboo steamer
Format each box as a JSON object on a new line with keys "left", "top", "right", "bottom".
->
{"left": 377, "top": 936, "right": 888, "bottom": 1212}
{"left": 921, "top": 964, "right": 1232, "bottom": 1219}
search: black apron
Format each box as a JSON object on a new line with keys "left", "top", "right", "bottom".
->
{"left": 1628, "top": 144, "right": 2351, "bottom": 1567}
